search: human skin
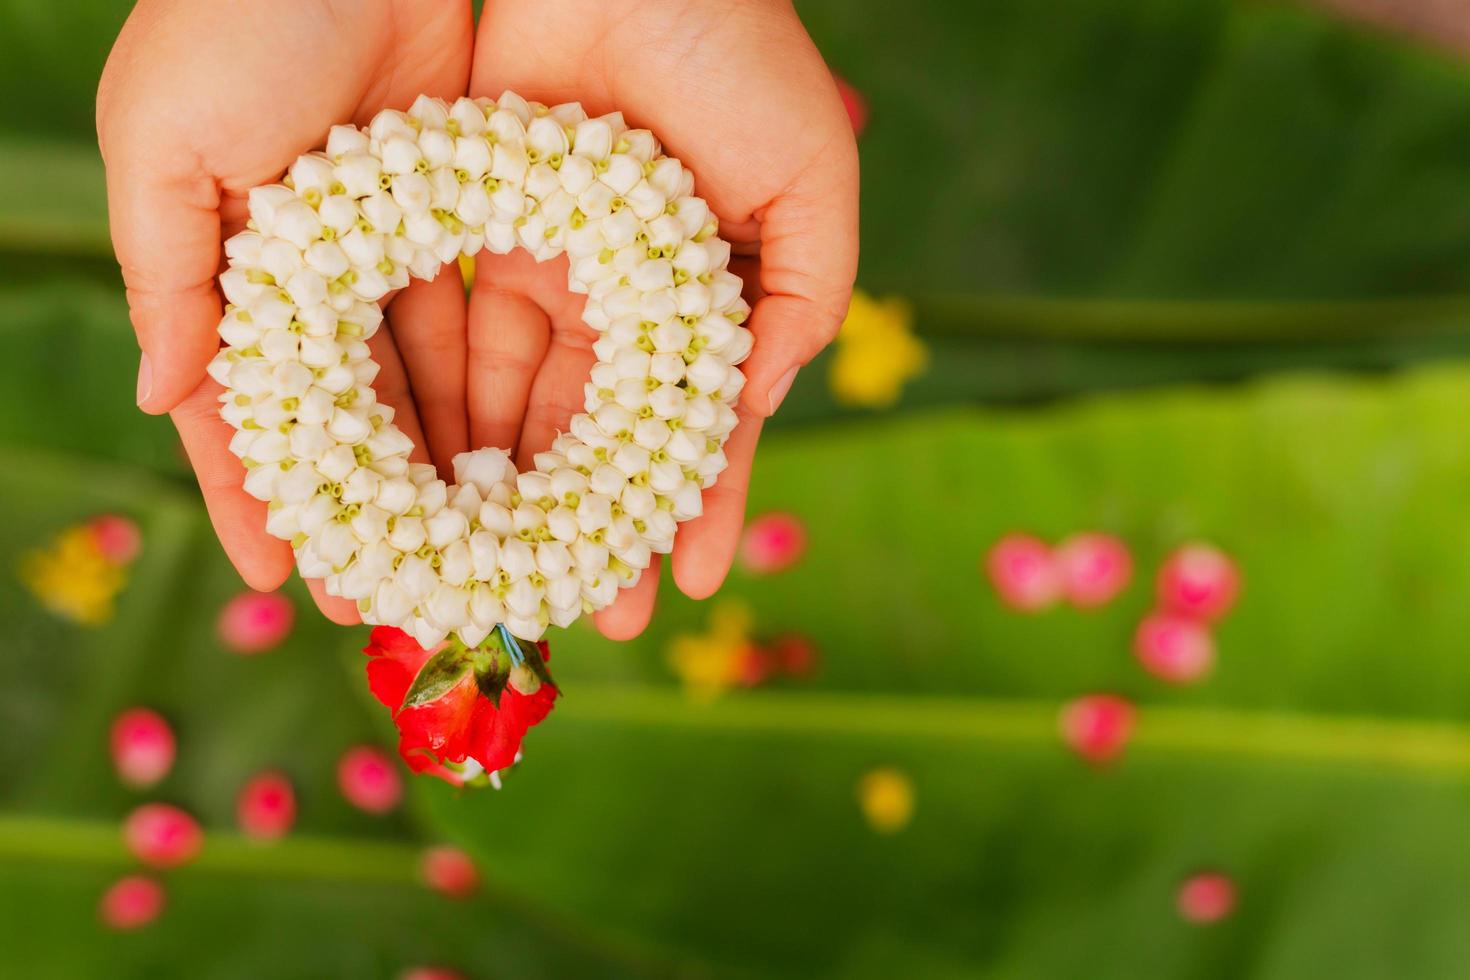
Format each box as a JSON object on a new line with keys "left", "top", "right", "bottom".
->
{"left": 466, "top": 0, "right": 859, "bottom": 637}
{"left": 97, "top": 0, "right": 857, "bottom": 638}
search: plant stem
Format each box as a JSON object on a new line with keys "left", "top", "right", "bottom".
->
{"left": 912, "top": 292, "right": 1470, "bottom": 343}
{"left": 0, "top": 815, "right": 421, "bottom": 884}
{"left": 562, "top": 686, "right": 1470, "bottom": 775}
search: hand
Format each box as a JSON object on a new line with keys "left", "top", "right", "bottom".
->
{"left": 468, "top": 0, "right": 860, "bottom": 638}
{"left": 97, "top": 0, "right": 474, "bottom": 622}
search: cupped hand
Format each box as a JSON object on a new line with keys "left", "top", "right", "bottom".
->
{"left": 468, "top": 0, "right": 860, "bottom": 639}
{"left": 97, "top": 0, "right": 474, "bottom": 622}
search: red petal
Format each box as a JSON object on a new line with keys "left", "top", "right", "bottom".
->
{"left": 364, "top": 658, "right": 413, "bottom": 711}
{"left": 400, "top": 746, "right": 468, "bottom": 786}
{"left": 395, "top": 672, "right": 479, "bottom": 761}
{"left": 368, "top": 626, "right": 426, "bottom": 657}
{"left": 469, "top": 683, "right": 557, "bottom": 773}
{"left": 362, "top": 628, "right": 441, "bottom": 710}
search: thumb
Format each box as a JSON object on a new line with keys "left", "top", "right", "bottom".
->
{"left": 101, "top": 135, "right": 225, "bottom": 414}
{"left": 738, "top": 152, "right": 860, "bottom": 418}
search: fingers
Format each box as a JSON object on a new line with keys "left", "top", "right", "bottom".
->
{"left": 467, "top": 254, "right": 551, "bottom": 456}
{"left": 366, "top": 326, "right": 433, "bottom": 466}
{"left": 172, "top": 380, "right": 293, "bottom": 592}
{"left": 594, "top": 557, "right": 662, "bottom": 641}
{"left": 308, "top": 578, "right": 361, "bottom": 626}
{"left": 670, "top": 405, "right": 765, "bottom": 600}
{"left": 515, "top": 328, "right": 596, "bottom": 468}
{"left": 104, "top": 158, "right": 225, "bottom": 416}
{"left": 387, "top": 266, "right": 469, "bottom": 475}
{"left": 738, "top": 144, "right": 861, "bottom": 418}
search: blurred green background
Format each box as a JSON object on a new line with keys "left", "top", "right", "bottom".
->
{"left": 10, "top": 0, "right": 1470, "bottom": 976}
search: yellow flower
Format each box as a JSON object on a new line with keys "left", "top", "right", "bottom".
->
{"left": 857, "top": 766, "right": 915, "bottom": 833}
{"left": 458, "top": 252, "right": 476, "bottom": 292}
{"left": 20, "top": 525, "right": 129, "bottom": 626}
{"left": 829, "top": 291, "right": 927, "bottom": 408}
{"left": 666, "top": 600, "right": 753, "bottom": 701}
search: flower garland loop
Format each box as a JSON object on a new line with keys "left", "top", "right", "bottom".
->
{"left": 211, "top": 92, "right": 751, "bottom": 647}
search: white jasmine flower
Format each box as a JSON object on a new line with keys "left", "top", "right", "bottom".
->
{"left": 214, "top": 93, "right": 752, "bottom": 644}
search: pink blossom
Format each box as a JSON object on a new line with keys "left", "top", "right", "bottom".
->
{"left": 985, "top": 533, "right": 1061, "bottom": 612}
{"left": 88, "top": 515, "right": 142, "bottom": 565}
{"left": 110, "top": 708, "right": 175, "bottom": 788}
{"left": 1055, "top": 532, "right": 1132, "bottom": 608}
{"left": 217, "top": 590, "right": 295, "bottom": 654}
{"left": 1059, "top": 694, "right": 1136, "bottom": 764}
{"left": 123, "top": 803, "right": 202, "bottom": 868}
{"left": 99, "top": 875, "right": 165, "bottom": 930}
{"left": 738, "top": 512, "right": 808, "bottom": 575}
{"left": 421, "top": 846, "right": 479, "bottom": 899}
{"left": 1177, "top": 871, "right": 1237, "bottom": 923}
{"left": 399, "top": 970, "right": 466, "bottom": 980}
{"left": 337, "top": 746, "right": 403, "bottom": 814}
{"left": 1157, "top": 544, "right": 1240, "bottom": 622}
{"left": 237, "top": 772, "right": 297, "bottom": 840}
{"left": 834, "top": 75, "right": 869, "bottom": 137}
{"left": 1134, "top": 613, "right": 1215, "bottom": 684}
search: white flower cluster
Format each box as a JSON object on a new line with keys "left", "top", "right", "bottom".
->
{"left": 209, "top": 92, "right": 751, "bottom": 647}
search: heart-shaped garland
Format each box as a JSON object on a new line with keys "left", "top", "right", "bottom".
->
{"left": 209, "top": 92, "right": 750, "bottom": 648}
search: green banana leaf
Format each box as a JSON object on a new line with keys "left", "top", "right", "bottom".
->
{"left": 9, "top": 0, "right": 1470, "bottom": 977}
{"left": 14, "top": 0, "right": 1470, "bottom": 412}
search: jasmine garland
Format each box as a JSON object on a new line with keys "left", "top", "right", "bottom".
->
{"left": 210, "top": 92, "right": 751, "bottom": 647}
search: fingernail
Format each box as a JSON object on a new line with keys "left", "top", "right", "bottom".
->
{"left": 768, "top": 366, "right": 799, "bottom": 415}
{"left": 135, "top": 352, "right": 153, "bottom": 407}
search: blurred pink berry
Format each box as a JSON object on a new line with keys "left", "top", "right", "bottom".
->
{"left": 1134, "top": 613, "right": 1216, "bottom": 684}
{"left": 399, "top": 969, "right": 465, "bottom": 980}
{"left": 421, "top": 846, "right": 479, "bottom": 899}
{"left": 88, "top": 515, "right": 142, "bottom": 565}
{"left": 738, "top": 512, "right": 808, "bottom": 575}
{"left": 1059, "top": 694, "right": 1136, "bottom": 764}
{"left": 110, "top": 708, "right": 175, "bottom": 789}
{"left": 99, "top": 875, "right": 165, "bottom": 930}
{"left": 834, "top": 74, "right": 869, "bottom": 137}
{"left": 123, "top": 803, "right": 202, "bottom": 868}
{"left": 985, "top": 534, "right": 1061, "bottom": 612}
{"left": 237, "top": 772, "right": 297, "bottom": 840}
{"left": 1055, "top": 533, "right": 1132, "bottom": 608}
{"left": 217, "top": 590, "right": 295, "bottom": 654}
{"left": 338, "top": 746, "right": 402, "bottom": 814}
{"left": 1177, "top": 871, "right": 1237, "bottom": 924}
{"left": 1157, "top": 544, "right": 1240, "bottom": 622}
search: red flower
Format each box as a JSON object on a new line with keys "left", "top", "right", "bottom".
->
{"left": 1055, "top": 532, "right": 1133, "bottom": 608}
{"left": 122, "top": 803, "right": 202, "bottom": 868}
{"left": 88, "top": 515, "right": 142, "bottom": 565}
{"left": 1177, "top": 871, "right": 1237, "bottom": 923}
{"left": 237, "top": 771, "right": 297, "bottom": 839}
{"left": 363, "top": 627, "right": 557, "bottom": 782}
{"left": 217, "top": 590, "right": 295, "bottom": 654}
{"left": 738, "top": 512, "right": 808, "bottom": 575}
{"left": 1134, "top": 613, "right": 1215, "bottom": 684}
{"left": 1157, "top": 543, "right": 1240, "bottom": 622}
{"left": 337, "top": 745, "right": 403, "bottom": 814}
{"left": 110, "top": 707, "right": 175, "bottom": 788}
{"left": 985, "top": 533, "right": 1061, "bottom": 612}
{"left": 99, "top": 875, "right": 165, "bottom": 930}
{"left": 420, "top": 845, "right": 479, "bottom": 899}
{"left": 1058, "top": 694, "right": 1136, "bottom": 765}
